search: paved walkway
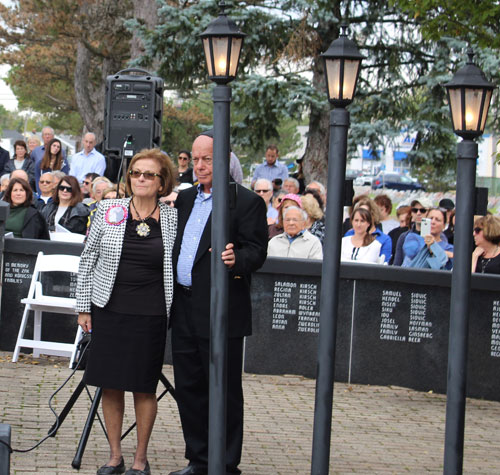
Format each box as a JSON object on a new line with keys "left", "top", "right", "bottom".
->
{"left": 1, "top": 351, "right": 499, "bottom": 474}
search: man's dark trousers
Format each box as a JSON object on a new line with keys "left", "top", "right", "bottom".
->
{"left": 171, "top": 287, "right": 243, "bottom": 474}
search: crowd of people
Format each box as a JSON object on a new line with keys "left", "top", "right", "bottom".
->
{"left": 1, "top": 130, "right": 498, "bottom": 275}
{"left": 248, "top": 143, "right": 500, "bottom": 274}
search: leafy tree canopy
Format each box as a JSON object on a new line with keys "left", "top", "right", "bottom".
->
{"left": 392, "top": 0, "right": 500, "bottom": 49}
{"left": 132, "top": 0, "right": 492, "bottom": 188}
{"left": 0, "top": 0, "right": 132, "bottom": 137}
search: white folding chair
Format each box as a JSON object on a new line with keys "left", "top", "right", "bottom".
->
{"left": 12, "top": 251, "right": 82, "bottom": 368}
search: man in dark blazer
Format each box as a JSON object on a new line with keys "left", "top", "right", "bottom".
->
{"left": 169, "top": 132, "right": 268, "bottom": 475}
{"left": 0, "top": 145, "right": 10, "bottom": 176}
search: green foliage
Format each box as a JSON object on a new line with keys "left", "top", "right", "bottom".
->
{"left": 392, "top": 0, "right": 500, "bottom": 49}
{"left": 161, "top": 97, "right": 212, "bottom": 157}
{"left": 133, "top": 0, "right": 500, "bottom": 184}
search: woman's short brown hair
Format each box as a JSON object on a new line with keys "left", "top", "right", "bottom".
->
{"left": 3, "top": 177, "right": 32, "bottom": 207}
{"left": 13, "top": 140, "right": 28, "bottom": 155}
{"left": 374, "top": 194, "right": 392, "bottom": 214}
{"left": 53, "top": 175, "right": 82, "bottom": 207}
{"left": 126, "top": 148, "right": 175, "bottom": 197}
{"left": 396, "top": 205, "right": 411, "bottom": 227}
{"left": 474, "top": 215, "right": 500, "bottom": 245}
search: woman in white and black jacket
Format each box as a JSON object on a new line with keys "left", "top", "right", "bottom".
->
{"left": 76, "top": 149, "right": 177, "bottom": 475}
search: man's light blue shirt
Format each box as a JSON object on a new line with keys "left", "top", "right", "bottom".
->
{"left": 70, "top": 148, "right": 106, "bottom": 182}
{"left": 252, "top": 160, "right": 289, "bottom": 183}
{"left": 176, "top": 186, "right": 213, "bottom": 286}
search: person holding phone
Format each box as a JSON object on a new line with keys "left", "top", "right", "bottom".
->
{"left": 402, "top": 208, "right": 453, "bottom": 269}
{"left": 393, "top": 198, "right": 432, "bottom": 266}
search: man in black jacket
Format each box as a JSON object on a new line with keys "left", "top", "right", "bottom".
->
{"left": 0, "top": 146, "right": 10, "bottom": 176}
{"left": 169, "top": 132, "right": 268, "bottom": 475}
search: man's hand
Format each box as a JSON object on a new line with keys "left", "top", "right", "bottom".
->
{"left": 78, "top": 312, "right": 92, "bottom": 333}
{"left": 221, "top": 243, "right": 236, "bottom": 268}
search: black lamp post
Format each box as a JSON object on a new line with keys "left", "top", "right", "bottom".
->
{"left": 443, "top": 50, "right": 495, "bottom": 474}
{"left": 199, "top": 3, "right": 245, "bottom": 474}
{"left": 311, "top": 25, "right": 363, "bottom": 475}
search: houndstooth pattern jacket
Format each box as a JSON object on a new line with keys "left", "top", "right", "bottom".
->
{"left": 76, "top": 197, "right": 177, "bottom": 316}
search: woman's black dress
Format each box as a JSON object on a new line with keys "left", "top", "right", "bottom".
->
{"left": 84, "top": 215, "right": 167, "bottom": 393}
{"left": 475, "top": 254, "right": 500, "bottom": 274}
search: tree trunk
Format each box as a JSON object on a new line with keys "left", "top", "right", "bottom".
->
{"left": 74, "top": 40, "right": 103, "bottom": 140}
{"left": 302, "top": 58, "right": 331, "bottom": 186}
{"left": 130, "top": 0, "right": 159, "bottom": 61}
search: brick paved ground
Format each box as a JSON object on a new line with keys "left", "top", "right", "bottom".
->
{"left": 1, "top": 351, "right": 499, "bottom": 474}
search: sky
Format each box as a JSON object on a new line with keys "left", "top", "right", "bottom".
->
{"left": 0, "top": 65, "right": 18, "bottom": 111}
{"left": 0, "top": 1, "right": 18, "bottom": 111}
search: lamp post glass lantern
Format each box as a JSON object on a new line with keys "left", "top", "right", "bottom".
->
{"left": 200, "top": 1, "right": 245, "bottom": 84}
{"left": 321, "top": 24, "right": 364, "bottom": 107}
{"left": 444, "top": 50, "right": 495, "bottom": 140}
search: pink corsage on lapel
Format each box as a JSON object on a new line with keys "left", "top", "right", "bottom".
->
{"left": 105, "top": 205, "right": 128, "bottom": 226}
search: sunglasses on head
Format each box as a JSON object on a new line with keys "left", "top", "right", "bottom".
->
{"left": 411, "top": 207, "right": 427, "bottom": 214}
{"left": 473, "top": 227, "right": 483, "bottom": 234}
{"left": 58, "top": 185, "right": 72, "bottom": 193}
{"left": 129, "top": 170, "right": 160, "bottom": 180}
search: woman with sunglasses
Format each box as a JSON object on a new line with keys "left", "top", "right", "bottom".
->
{"left": 76, "top": 149, "right": 177, "bottom": 475}
{"left": 176, "top": 150, "right": 194, "bottom": 184}
{"left": 472, "top": 215, "right": 500, "bottom": 274}
{"left": 393, "top": 198, "right": 434, "bottom": 266}
{"left": 403, "top": 208, "right": 454, "bottom": 270}
{"left": 3, "top": 177, "right": 49, "bottom": 239}
{"left": 41, "top": 176, "right": 89, "bottom": 234}
{"left": 35, "top": 138, "right": 70, "bottom": 193}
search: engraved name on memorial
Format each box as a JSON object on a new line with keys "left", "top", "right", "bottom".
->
{"left": 379, "top": 289, "right": 433, "bottom": 343}
{"left": 408, "top": 292, "right": 432, "bottom": 343}
{"left": 298, "top": 283, "right": 319, "bottom": 333}
{"left": 379, "top": 290, "right": 406, "bottom": 342}
{"left": 271, "top": 279, "right": 320, "bottom": 333}
{"left": 491, "top": 300, "right": 500, "bottom": 358}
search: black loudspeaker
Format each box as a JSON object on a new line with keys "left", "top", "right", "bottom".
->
{"left": 104, "top": 68, "right": 163, "bottom": 157}
{"left": 0, "top": 423, "right": 11, "bottom": 475}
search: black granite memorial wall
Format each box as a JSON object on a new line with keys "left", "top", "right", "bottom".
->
{"left": 2, "top": 240, "right": 500, "bottom": 402}
{"left": 0, "top": 239, "right": 83, "bottom": 352}
{"left": 249, "top": 258, "right": 500, "bottom": 402}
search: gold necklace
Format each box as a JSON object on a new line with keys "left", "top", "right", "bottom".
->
{"left": 131, "top": 198, "right": 157, "bottom": 237}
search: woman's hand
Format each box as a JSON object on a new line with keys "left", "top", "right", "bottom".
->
{"left": 472, "top": 246, "right": 485, "bottom": 273}
{"left": 473, "top": 246, "right": 485, "bottom": 259}
{"left": 78, "top": 312, "right": 92, "bottom": 333}
{"left": 424, "top": 234, "right": 434, "bottom": 249}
